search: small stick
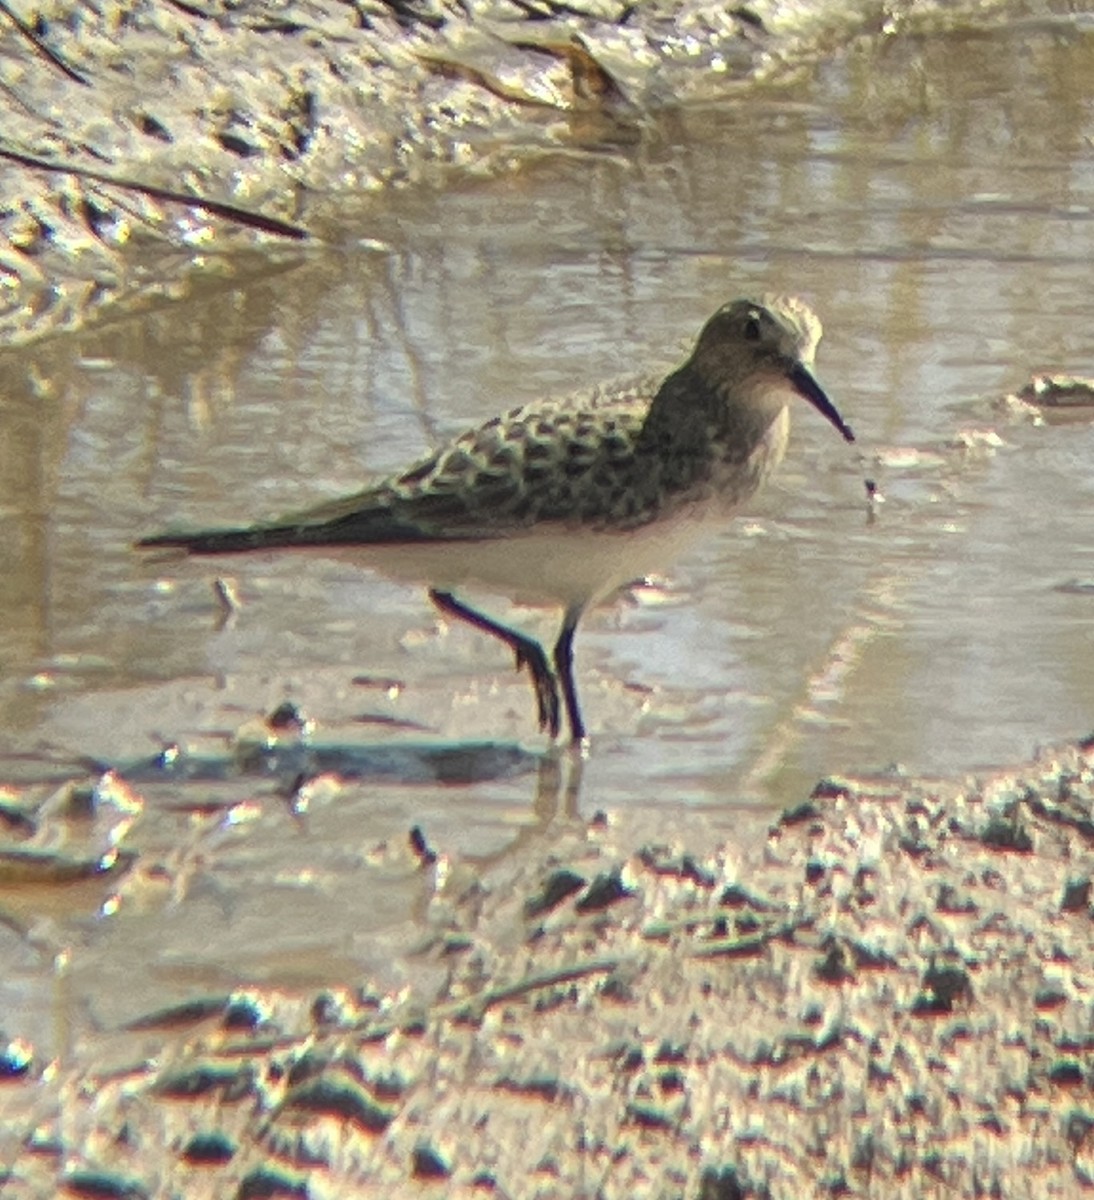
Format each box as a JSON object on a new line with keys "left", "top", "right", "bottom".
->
{"left": 0, "top": 144, "right": 310, "bottom": 240}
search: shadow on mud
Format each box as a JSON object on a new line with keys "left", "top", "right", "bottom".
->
{"left": 115, "top": 738, "right": 539, "bottom": 789}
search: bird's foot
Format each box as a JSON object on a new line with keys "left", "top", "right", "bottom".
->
{"left": 512, "top": 642, "right": 561, "bottom": 739}
{"left": 428, "top": 591, "right": 563, "bottom": 738}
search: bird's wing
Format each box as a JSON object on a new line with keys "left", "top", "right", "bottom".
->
{"left": 320, "top": 378, "right": 657, "bottom": 540}
{"left": 139, "top": 377, "right": 659, "bottom": 554}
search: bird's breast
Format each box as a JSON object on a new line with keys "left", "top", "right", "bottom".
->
{"left": 706, "top": 404, "right": 790, "bottom": 513}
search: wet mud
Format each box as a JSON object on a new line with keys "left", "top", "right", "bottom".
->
{"left": 1, "top": 0, "right": 1015, "bottom": 346}
{"left": 1, "top": 732, "right": 1093, "bottom": 1196}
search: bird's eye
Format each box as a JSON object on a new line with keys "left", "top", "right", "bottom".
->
{"left": 743, "top": 314, "right": 762, "bottom": 342}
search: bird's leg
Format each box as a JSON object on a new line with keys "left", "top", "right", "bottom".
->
{"left": 429, "top": 589, "right": 561, "bottom": 737}
{"left": 552, "top": 605, "right": 587, "bottom": 744}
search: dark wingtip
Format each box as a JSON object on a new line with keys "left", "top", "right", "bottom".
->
{"left": 135, "top": 533, "right": 193, "bottom": 551}
{"left": 134, "top": 529, "right": 254, "bottom": 555}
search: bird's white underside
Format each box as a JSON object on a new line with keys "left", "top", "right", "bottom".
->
{"left": 228, "top": 501, "right": 721, "bottom": 611}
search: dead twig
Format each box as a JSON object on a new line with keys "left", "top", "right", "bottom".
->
{"left": 0, "top": 144, "right": 310, "bottom": 241}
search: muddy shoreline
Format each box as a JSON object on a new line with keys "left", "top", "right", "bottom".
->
{"left": 1, "top": 734, "right": 1093, "bottom": 1196}
{"left": 1, "top": 0, "right": 1010, "bottom": 346}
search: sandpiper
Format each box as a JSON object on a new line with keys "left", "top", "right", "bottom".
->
{"left": 139, "top": 295, "right": 854, "bottom": 742}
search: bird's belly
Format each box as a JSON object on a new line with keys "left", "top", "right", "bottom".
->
{"left": 318, "top": 508, "right": 720, "bottom": 610}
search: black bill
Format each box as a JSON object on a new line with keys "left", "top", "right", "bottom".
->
{"left": 787, "top": 361, "right": 855, "bottom": 444}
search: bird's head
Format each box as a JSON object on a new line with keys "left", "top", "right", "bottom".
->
{"left": 690, "top": 296, "right": 855, "bottom": 444}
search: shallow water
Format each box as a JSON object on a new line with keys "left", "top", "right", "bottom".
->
{"left": 2, "top": 15, "right": 1094, "bottom": 1040}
